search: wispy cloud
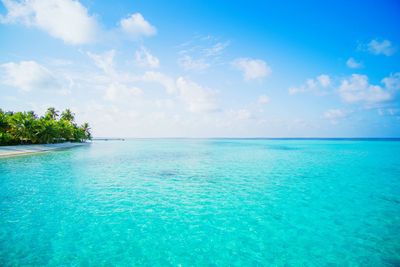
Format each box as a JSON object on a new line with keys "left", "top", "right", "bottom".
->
{"left": 87, "top": 50, "right": 116, "bottom": 76}
{"left": 178, "top": 35, "right": 229, "bottom": 72}
{"left": 135, "top": 47, "right": 160, "bottom": 68}
{"left": 178, "top": 55, "right": 209, "bottom": 71}
{"left": 203, "top": 41, "right": 230, "bottom": 57}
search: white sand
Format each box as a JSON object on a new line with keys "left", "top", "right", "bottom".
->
{"left": 0, "top": 142, "right": 88, "bottom": 158}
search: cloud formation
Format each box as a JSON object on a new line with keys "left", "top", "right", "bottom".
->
{"left": 1, "top": 60, "right": 58, "bottom": 91}
{"left": 177, "top": 36, "right": 229, "bottom": 72}
{"left": 87, "top": 50, "right": 116, "bottom": 75}
{"left": 338, "top": 74, "right": 392, "bottom": 104}
{"left": 135, "top": 47, "right": 160, "bottom": 68}
{"left": 141, "top": 71, "right": 176, "bottom": 94}
{"left": 346, "top": 57, "right": 363, "bottom": 69}
{"left": 0, "top": 0, "right": 99, "bottom": 44}
{"left": 104, "top": 83, "right": 143, "bottom": 101}
{"left": 204, "top": 42, "right": 230, "bottom": 57}
{"left": 119, "top": 13, "right": 156, "bottom": 38}
{"left": 176, "top": 77, "right": 218, "bottom": 113}
{"left": 178, "top": 55, "right": 210, "bottom": 71}
{"left": 232, "top": 58, "right": 271, "bottom": 80}
{"left": 366, "top": 39, "right": 396, "bottom": 56}
{"left": 382, "top": 72, "right": 400, "bottom": 91}
{"left": 289, "top": 74, "right": 331, "bottom": 95}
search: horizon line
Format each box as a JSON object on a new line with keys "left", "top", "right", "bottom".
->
{"left": 91, "top": 137, "right": 400, "bottom": 140}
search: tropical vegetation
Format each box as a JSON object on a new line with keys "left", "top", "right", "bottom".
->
{"left": 0, "top": 107, "right": 91, "bottom": 145}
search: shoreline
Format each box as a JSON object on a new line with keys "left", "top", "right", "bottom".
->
{"left": 0, "top": 142, "right": 88, "bottom": 158}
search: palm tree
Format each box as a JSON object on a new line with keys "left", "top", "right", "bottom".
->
{"left": 24, "top": 111, "right": 37, "bottom": 143}
{"left": 36, "top": 118, "right": 57, "bottom": 144}
{"left": 45, "top": 107, "right": 59, "bottom": 120}
{"left": 8, "top": 112, "right": 26, "bottom": 144}
{"left": 0, "top": 109, "right": 8, "bottom": 132}
{"left": 58, "top": 119, "right": 74, "bottom": 141}
{"left": 81, "top": 122, "right": 92, "bottom": 140}
{"left": 60, "top": 109, "right": 74, "bottom": 122}
{"left": 0, "top": 108, "right": 91, "bottom": 145}
{"left": 0, "top": 109, "right": 13, "bottom": 144}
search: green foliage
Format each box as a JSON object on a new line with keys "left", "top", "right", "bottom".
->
{"left": 0, "top": 107, "right": 92, "bottom": 146}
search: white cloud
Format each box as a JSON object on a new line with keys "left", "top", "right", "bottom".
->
{"left": 87, "top": 50, "right": 116, "bottom": 75}
{"left": 176, "top": 77, "right": 218, "bottom": 113}
{"left": 382, "top": 72, "right": 400, "bottom": 91}
{"left": 178, "top": 55, "right": 209, "bottom": 71}
{"left": 0, "top": 0, "right": 98, "bottom": 44}
{"left": 366, "top": 39, "right": 396, "bottom": 56}
{"left": 289, "top": 74, "right": 331, "bottom": 95}
{"left": 346, "top": 57, "right": 363, "bottom": 69}
{"left": 338, "top": 74, "right": 392, "bottom": 103}
{"left": 141, "top": 71, "right": 176, "bottom": 94}
{"left": 258, "top": 95, "right": 270, "bottom": 104}
{"left": 0, "top": 60, "right": 57, "bottom": 91}
{"left": 232, "top": 58, "right": 271, "bottom": 80}
{"left": 104, "top": 83, "right": 143, "bottom": 101}
{"left": 135, "top": 47, "right": 159, "bottom": 68}
{"left": 324, "top": 109, "right": 347, "bottom": 120}
{"left": 119, "top": 13, "right": 156, "bottom": 38}
{"left": 317, "top": 74, "right": 331, "bottom": 87}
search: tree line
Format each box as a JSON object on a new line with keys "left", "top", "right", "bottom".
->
{"left": 0, "top": 107, "right": 91, "bottom": 146}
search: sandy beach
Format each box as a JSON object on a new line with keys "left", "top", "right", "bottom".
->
{"left": 0, "top": 142, "right": 88, "bottom": 158}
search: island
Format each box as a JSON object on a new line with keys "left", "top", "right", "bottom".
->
{"left": 0, "top": 107, "right": 91, "bottom": 157}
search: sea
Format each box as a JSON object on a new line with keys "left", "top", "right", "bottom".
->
{"left": 1, "top": 139, "right": 399, "bottom": 266}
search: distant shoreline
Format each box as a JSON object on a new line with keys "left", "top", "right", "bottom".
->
{"left": 92, "top": 138, "right": 125, "bottom": 141}
{"left": 92, "top": 137, "right": 400, "bottom": 141}
{"left": 0, "top": 142, "right": 88, "bottom": 158}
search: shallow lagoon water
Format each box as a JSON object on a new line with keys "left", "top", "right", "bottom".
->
{"left": 1, "top": 139, "right": 400, "bottom": 266}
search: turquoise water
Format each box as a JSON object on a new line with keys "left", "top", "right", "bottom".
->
{"left": 1, "top": 139, "right": 400, "bottom": 266}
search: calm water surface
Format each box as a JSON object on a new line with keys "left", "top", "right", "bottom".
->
{"left": 1, "top": 139, "right": 399, "bottom": 266}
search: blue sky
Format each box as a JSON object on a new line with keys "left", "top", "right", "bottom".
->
{"left": 1, "top": 0, "right": 399, "bottom": 137}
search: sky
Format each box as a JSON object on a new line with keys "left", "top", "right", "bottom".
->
{"left": 0, "top": 0, "right": 399, "bottom": 138}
